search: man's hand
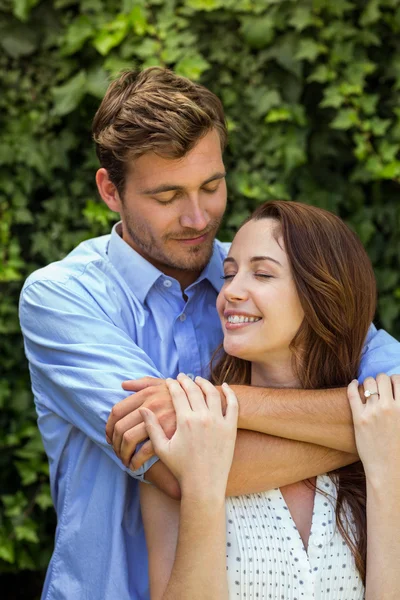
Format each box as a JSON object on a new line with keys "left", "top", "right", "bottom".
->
{"left": 106, "top": 377, "right": 177, "bottom": 470}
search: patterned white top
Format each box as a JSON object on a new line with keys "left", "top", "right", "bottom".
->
{"left": 225, "top": 474, "right": 364, "bottom": 600}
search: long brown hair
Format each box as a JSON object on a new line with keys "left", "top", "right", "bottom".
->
{"left": 212, "top": 200, "right": 377, "bottom": 582}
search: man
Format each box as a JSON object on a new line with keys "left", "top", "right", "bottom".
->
{"left": 20, "top": 67, "right": 400, "bottom": 600}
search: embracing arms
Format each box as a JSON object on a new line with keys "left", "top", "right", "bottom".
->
{"left": 107, "top": 378, "right": 359, "bottom": 497}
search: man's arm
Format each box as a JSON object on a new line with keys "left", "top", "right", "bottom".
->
{"left": 107, "top": 380, "right": 358, "bottom": 496}
{"left": 235, "top": 385, "right": 357, "bottom": 454}
{"left": 19, "top": 278, "right": 177, "bottom": 498}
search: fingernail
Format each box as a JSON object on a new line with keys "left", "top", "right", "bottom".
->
{"left": 106, "top": 435, "right": 112, "bottom": 444}
{"left": 222, "top": 382, "right": 229, "bottom": 388}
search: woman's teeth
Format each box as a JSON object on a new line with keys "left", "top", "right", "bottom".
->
{"left": 227, "top": 315, "right": 261, "bottom": 324}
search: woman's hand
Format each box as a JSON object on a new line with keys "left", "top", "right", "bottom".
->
{"left": 348, "top": 374, "right": 400, "bottom": 483}
{"left": 140, "top": 373, "right": 238, "bottom": 498}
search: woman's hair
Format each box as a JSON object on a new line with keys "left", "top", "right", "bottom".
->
{"left": 92, "top": 67, "right": 227, "bottom": 197}
{"left": 211, "top": 200, "right": 377, "bottom": 583}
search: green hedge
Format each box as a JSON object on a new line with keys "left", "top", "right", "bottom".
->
{"left": 1, "top": 0, "right": 400, "bottom": 594}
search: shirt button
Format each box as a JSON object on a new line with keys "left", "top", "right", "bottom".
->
{"left": 163, "top": 279, "right": 172, "bottom": 288}
{"left": 187, "top": 373, "right": 195, "bottom": 380}
{"left": 179, "top": 313, "right": 186, "bottom": 322}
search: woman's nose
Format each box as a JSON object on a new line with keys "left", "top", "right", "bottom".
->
{"left": 224, "top": 277, "right": 248, "bottom": 302}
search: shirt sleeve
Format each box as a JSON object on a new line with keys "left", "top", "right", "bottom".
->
{"left": 358, "top": 324, "right": 400, "bottom": 383}
{"left": 19, "top": 278, "right": 162, "bottom": 480}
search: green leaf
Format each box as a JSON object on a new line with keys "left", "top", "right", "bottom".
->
{"left": 320, "top": 86, "right": 345, "bottom": 109}
{"left": 93, "top": 14, "right": 130, "bottom": 56}
{"left": 360, "top": 0, "right": 381, "bottom": 26}
{"left": 308, "top": 64, "right": 336, "bottom": 83}
{"left": 86, "top": 67, "right": 109, "bottom": 99}
{"left": 0, "top": 537, "right": 15, "bottom": 564}
{"left": 186, "top": 0, "right": 223, "bottom": 10}
{"left": 130, "top": 5, "right": 148, "bottom": 36}
{"left": 289, "top": 6, "right": 321, "bottom": 31}
{"left": 331, "top": 108, "right": 359, "bottom": 129}
{"left": 295, "top": 38, "right": 327, "bottom": 62}
{"left": 265, "top": 107, "right": 292, "bottom": 123}
{"left": 62, "top": 15, "right": 95, "bottom": 56}
{"left": 51, "top": 71, "right": 87, "bottom": 116}
{"left": 240, "top": 15, "right": 275, "bottom": 49}
{"left": 12, "top": 0, "right": 40, "bottom": 21}
{"left": 175, "top": 54, "right": 210, "bottom": 80}
{"left": 1, "top": 28, "right": 37, "bottom": 58}
{"left": 15, "top": 523, "right": 39, "bottom": 544}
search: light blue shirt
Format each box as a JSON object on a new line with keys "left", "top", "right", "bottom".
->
{"left": 19, "top": 223, "right": 400, "bottom": 600}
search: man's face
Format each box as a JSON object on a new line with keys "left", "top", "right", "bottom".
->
{"left": 119, "top": 129, "right": 227, "bottom": 278}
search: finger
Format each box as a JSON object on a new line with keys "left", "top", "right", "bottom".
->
{"left": 376, "top": 373, "right": 394, "bottom": 406}
{"left": 122, "top": 377, "right": 164, "bottom": 391}
{"left": 111, "top": 408, "right": 146, "bottom": 458}
{"left": 106, "top": 392, "right": 146, "bottom": 443}
{"left": 221, "top": 383, "right": 239, "bottom": 426}
{"left": 130, "top": 439, "right": 156, "bottom": 471}
{"left": 120, "top": 422, "right": 147, "bottom": 466}
{"left": 166, "top": 378, "right": 192, "bottom": 420}
{"left": 363, "top": 376, "right": 379, "bottom": 404}
{"left": 194, "top": 376, "right": 223, "bottom": 415}
{"left": 175, "top": 374, "right": 206, "bottom": 412}
{"left": 347, "top": 379, "right": 363, "bottom": 419}
{"left": 391, "top": 374, "right": 400, "bottom": 401}
{"left": 133, "top": 409, "right": 167, "bottom": 465}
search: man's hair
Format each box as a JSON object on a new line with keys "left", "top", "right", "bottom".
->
{"left": 92, "top": 67, "right": 228, "bottom": 196}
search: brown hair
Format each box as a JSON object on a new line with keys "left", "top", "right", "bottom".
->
{"left": 212, "top": 200, "right": 377, "bottom": 582}
{"left": 92, "top": 67, "right": 227, "bottom": 196}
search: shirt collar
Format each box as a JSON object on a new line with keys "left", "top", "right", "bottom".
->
{"left": 107, "top": 222, "right": 162, "bottom": 303}
{"left": 107, "top": 222, "right": 225, "bottom": 302}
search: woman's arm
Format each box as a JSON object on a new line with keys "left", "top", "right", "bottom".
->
{"left": 140, "top": 374, "right": 238, "bottom": 599}
{"left": 140, "top": 483, "right": 227, "bottom": 600}
{"left": 348, "top": 374, "right": 400, "bottom": 600}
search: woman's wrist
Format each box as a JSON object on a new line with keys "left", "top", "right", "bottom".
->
{"left": 180, "top": 480, "right": 227, "bottom": 507}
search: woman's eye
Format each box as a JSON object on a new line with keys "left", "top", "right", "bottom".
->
{"left": 255, "top": 273, "right": 273, "bottom": 279}
{"left": 220, "top": 274, "right": 235, "bottom": 280}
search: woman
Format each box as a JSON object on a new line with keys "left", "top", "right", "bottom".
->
{"left": 139, "top": 200, "right": 400, "bottom": 599}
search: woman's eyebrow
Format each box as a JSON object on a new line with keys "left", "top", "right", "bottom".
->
{"left": 223, "top": 256, "right": 282, "bottom": 267}
{"left": 250, "top": 256, "right": 282, "bottom": 267}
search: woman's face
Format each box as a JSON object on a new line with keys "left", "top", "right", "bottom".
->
{"left": 216, "top": 218, "right": 305, "bottom": 365}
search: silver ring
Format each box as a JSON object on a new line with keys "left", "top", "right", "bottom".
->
{"left": 364, "top": 389, "right": 379, "bottom": 399}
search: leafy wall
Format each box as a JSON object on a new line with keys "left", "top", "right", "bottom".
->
{"left": 1, "top": 0, "right": 399, "bottom": 594}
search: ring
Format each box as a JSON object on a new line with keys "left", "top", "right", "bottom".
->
{"left": 364, "top": 389, "right": 379, "bottom": 399}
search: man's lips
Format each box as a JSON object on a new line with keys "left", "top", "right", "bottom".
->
{"left": 172, "top": 233, "right": 209, "bottom": 245}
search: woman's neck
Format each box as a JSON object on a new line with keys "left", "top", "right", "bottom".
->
{"left": 251, "top": 356, "right": 302, "bottom": 389}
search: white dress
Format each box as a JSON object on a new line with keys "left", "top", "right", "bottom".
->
{"left": 225, "top": 474, "right": 364, "bottom": 600}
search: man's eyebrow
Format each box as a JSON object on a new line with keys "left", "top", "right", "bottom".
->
{"left": 223, "top": 256, "right": 282, "bottom": 267}
{"left": 140, "top": 172, "right": 226, "bottom": 195}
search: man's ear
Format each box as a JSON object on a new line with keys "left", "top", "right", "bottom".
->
{"left": 95, "top": 168, "right": 122, "bottom": 213}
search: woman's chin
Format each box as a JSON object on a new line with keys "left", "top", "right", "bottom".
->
{"left": 223, "top": 340, "right": 252, "bottom": 362}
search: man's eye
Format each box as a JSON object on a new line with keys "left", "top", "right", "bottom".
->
{"left": 154, "top": 194, "right": 178, "bottom": 205}
{"left": 203, "top": 186, "right": 219, "bottom": 194}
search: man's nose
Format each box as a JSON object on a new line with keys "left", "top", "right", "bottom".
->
{"left": 180, "top": 198, "right": 210, "bottom": 231}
